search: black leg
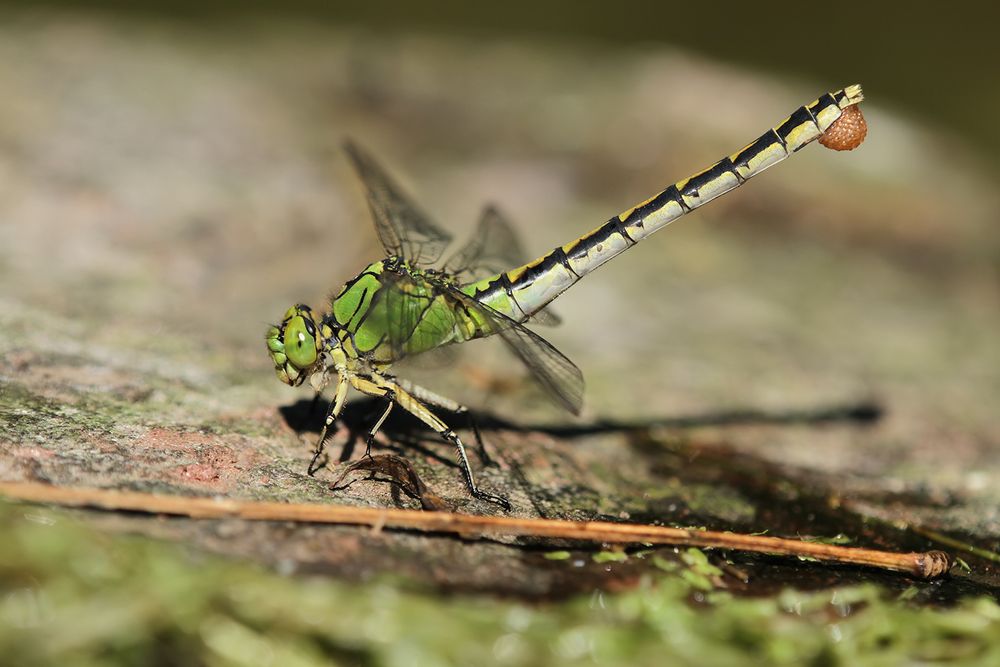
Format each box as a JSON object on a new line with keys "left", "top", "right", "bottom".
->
{"left": 307, "top": 398, "right": 337, "bottom": 476}
{"left": 442, "top": 428, "right": 511, "bottom": 511}
{"left": 463, "top": 408, "right": 496, "bottom": 468}
{"left": 307, "top": 445, "right": 327, "bottom": 476}
{"left": 364, "top": 392, "right": 396, "bottom": 458}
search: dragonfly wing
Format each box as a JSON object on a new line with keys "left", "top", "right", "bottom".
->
{"left": 446, "top": 286, "right": 584, "bottom": 415}
{"left": 527, "top": 308, "right": 562, "bottom": 327}
{"left": 344, "top": 141, "right": 452, "bottom": 266}
{"left": 447, "top": 205, "right": 562, "bottom": 326}
{"left": 492, "top": 312, "right": 583, "bottom": 415}
{"left": 444, "top": 205, "right": 527, "bottom": 280}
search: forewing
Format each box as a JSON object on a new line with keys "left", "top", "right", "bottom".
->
{"left": 344, "top": 141, "right": 452, "bottom": 266}
{"left": 446, "top": 286, "right": 584, "bottom": 415}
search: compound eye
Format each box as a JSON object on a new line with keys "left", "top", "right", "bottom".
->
{"left": 283, "top": 316, "right": 318, "bottom": 368}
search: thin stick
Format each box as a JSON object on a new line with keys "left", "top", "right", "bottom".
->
{"left": 0, "top": 481, "right": 950, "bottom": 579}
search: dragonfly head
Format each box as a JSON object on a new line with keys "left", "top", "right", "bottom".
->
{"left": 266, "top": 304, "right": 324, "bottom": 386}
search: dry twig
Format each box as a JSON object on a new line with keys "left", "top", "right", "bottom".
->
{"left": 0, "top": 481, "right": 950, "bottom": 579}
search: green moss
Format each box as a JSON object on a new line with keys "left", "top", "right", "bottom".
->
{"left": 592, "top": 550, "right": 628, "bottom": 563}
{"left": 0, "top": 383, "right": 116, "bottom": 443}
{"left": 4, "top": 504, "right": 997, "bottom": 667}
{"left": 634, "top": 478, "right": 757, "bottom": 525}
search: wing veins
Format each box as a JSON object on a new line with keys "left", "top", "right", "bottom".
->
{"left": 446, "top": 285, "right": 583, "bottom": 415}
{"left": 344, "top": 141, "right": 452, "bottom": 266}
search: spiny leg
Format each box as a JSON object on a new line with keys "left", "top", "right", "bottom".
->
{"left": 351, "top": 374, "right": 511, "bottom": 511}
{"left": 308, "top": 372, "right": 350, "bottom": 476}
{"left": 306, "top": 392, "right": 328, "bottom": 475}
{"left": 395, "top": 378, "right": 496, "bottom": 467}
{"left": 441, "top": 426, "right": 510, "bottom": 510}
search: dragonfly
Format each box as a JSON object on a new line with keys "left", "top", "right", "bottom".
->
{"left": 266, "top": 84, "right": 866, "bottom": 510}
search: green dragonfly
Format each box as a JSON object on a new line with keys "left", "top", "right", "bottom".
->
{"left": 266, "top": 84, "right": 866, "bottom": 509}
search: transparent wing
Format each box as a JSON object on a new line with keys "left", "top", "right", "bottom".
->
{"left": 491, "top": 309, "right": 582, "bottom": 414}
{"left": 525, "top": 305, "right": 562, "bottom": 327}
{"left": 344, "top": 141, "right": 452, "bottom": 266}
{"left": 446, "top": 205, "right": 561, "bottom": 327}
{"left": 444, "top": 205, "right": 527, "bottom": 280}
{"left": 445, "top": 285, "right": 584, "bottom": 415}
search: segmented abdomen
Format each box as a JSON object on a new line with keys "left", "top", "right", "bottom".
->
{"left": 464, "top": 85, "right": 864, "bottom": 320}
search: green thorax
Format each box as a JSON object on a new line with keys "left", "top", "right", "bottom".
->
{"left": 328, "top": 258, "right": 497, "bottom": 363}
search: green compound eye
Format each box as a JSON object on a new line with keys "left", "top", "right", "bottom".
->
{"left": 283, "top": 316, "right": 318, "bottom": 368}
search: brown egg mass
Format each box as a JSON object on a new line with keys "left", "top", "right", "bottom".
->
{"left": 819, "top": 104, "right": 867, "bottom": 151}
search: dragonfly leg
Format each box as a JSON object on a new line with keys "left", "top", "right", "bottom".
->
{"left": 393, "top": 377, "right": 464, "bottom": 412}
{"left": 364, "top": 392, "right": 395, "bottom": 458}
{"left": 465, "top": 412, "right": 495, "bottom": 468}
{"left": 394, "top": 378, "right": 496, "bottom": 467}
{"left": 350, "top": 374, "right": 511, "bottom": 511}
{"left": 441, "top": 426, "right": 510, "bottom": 510}
{"left": 306, "top": 392, "right": 327, "bottom": 475}
{"left": 308, "top": 372, "right": 350, "bottom": 476}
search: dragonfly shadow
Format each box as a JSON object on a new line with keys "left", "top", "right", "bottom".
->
{"left": 278, "top": 397, "right": 470, "bottom": 471}
{"left": 278, "top": 395, "right": 883, "bottom": 463}
{"left": 485, "top": 400, "right": 883, "bottom": 437}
